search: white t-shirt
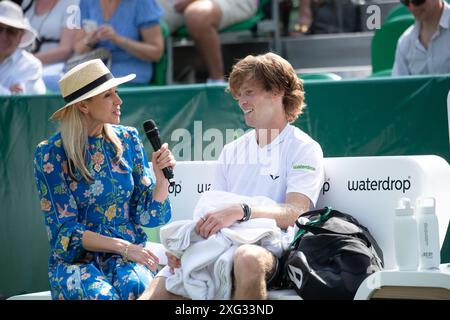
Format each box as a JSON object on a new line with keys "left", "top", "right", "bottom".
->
{"left": 212, "top": 124, "right": 324, "bottom": 207}
{"left": 25, "top": 0, "right": 80, "bottom": 52}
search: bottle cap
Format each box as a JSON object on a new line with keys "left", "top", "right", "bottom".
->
{"left": 395, "top": 198, "right": 414, "bottom": 216}
{"left": 415, "top": 197, "right": 436, "bottom": 215}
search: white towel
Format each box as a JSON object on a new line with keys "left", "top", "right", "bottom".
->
{"left": 161, "top": 190, "right": 283, "bottom": 300}
{"left": 164, "top": 231, "right": 231, "bottom": 299}
{"left": 213, "top": 246, "right": 237, "bottom": 299}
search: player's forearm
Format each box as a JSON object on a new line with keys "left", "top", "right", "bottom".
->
{"left": 249, "top": 204, "right": 306, "bottom": 229}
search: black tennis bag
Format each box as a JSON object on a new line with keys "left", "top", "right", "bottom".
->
{"left": 279, "top": 207, "right": 384, "bottom": 300}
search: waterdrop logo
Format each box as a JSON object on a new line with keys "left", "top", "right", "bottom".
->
{"left": 322, "top": 179, "right": 330, "bottom": 195}
{"left": 168, "top": 182, "right": 182, "bottom": 197}
{"left": 197, "top": 183, "right": 211, "bottom": 194}
{"left": 347, "top": 176, "right": 412, "bottom": 193}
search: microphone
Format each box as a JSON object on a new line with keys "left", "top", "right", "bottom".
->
{"left": 143, "top": 119, "right": 175, "bottom": 186}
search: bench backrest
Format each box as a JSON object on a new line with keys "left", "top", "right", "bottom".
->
{"left": 157, "top": 156, "right": 450, "bottom": 270}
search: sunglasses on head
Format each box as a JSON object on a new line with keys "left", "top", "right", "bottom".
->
{"left": 400, "top": 0, "right": 426, "bottom": 6}
{"left": 0, "top": 25, "right": 21, "bottom": 36}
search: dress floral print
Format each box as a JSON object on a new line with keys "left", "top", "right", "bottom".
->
{"left": 33, "top": 125, "right": 171, "bottom": 299}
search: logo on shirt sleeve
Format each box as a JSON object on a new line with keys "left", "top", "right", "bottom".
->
{"left": 292, "top": 164, "right": 316, "bottom": 171}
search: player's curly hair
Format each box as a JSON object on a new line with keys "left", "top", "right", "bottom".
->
{"left": 228, "top": 52, "right": 305, "bottom": 122}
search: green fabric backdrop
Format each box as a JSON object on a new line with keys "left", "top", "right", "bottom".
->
{"left": 1, "top": 75, "right": 449, "bottom": 297}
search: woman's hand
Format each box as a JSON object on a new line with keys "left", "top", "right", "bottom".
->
{"left": 9, "top": 83, "right": 23, "bottom": 94}
{"left": 83, "top": 30, "right": 100, "bottom": 48}
{"left": 151, "top": 143, "right": 176, "bottom": 183}
{"left": 166, "top": 251, "right": 181, "bottom": 274}
{"left": 125, "top": 243, "right": 160, "bottom": 273}
{"left": 195, "top": 204, "right": 244, "bottom": 239}
{"left": 96, "top": 24, "right": 119, "bottom": 43}
{"left": 151, "top": 143, "right": 176, "bottom": 202}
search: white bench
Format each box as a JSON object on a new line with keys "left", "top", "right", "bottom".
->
{"left": 8, "top": 155, "right": 450, "bottom": 300}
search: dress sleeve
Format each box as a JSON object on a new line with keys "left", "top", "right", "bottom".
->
{"left": 136, "top": 0, "right": 163, "bottom": 29}
{"left": 127, "top": 127, "right": 172, "bottom": 227}
{"left": 33, "top": 139, "right": 87, "bottom": 263}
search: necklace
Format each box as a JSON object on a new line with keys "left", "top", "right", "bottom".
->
{"left": 28, "top": 0, "right": 58, "bottom": 52}
{"left": 29, "top": 0, "right": 57, "bottom": 35}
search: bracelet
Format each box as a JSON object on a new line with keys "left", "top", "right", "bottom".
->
{"left": 238, "top": 203, "right": 252, "bottom": 222}
{"left": 121, "top": 242, "right": 131, "bottom": 262}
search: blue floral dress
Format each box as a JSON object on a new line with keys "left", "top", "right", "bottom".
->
{"left": 33, "top": 125, "right": 171, "bottom": 300}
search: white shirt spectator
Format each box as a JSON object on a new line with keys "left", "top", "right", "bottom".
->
{"left": 392, "top": 2, "right": 450, "bottom": 76}
{"left": 24, "top": 0, "right": 79, "bottom": 53}
{"left": 0, "top": 48, "right": 46, "bottom": 95}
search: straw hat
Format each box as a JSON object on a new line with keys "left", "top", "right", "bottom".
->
{"left": 51, "top": 59, "right": 136, "bottom": 120}
{"left": 0, "top": 0, "right": 37, "bottom": 48}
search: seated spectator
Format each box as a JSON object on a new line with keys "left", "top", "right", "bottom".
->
{"left": 73, "top": 0, "right": 164, "bottom": 84}
{"left": 157, "top": 0, "right": 258, "bottom": 83}
{"left": 392, "top": 0, "right": 450, "bottom": 76}
{"left": 23, "top": 0, "right": 79, "bottom": 92}
{"left": 0, "top": 0, "right": 46, "bottom": 95}
{"left": 281, "top": 0, "right": 312, "bottom": 36}
{"left": 296, "top": 0, "right": 313, "bottom": 34}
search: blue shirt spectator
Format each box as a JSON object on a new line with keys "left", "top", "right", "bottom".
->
{"left": 75, "top": 0, "right": 163, "bottom": 83}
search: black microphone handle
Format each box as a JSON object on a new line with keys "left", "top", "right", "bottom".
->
{"left": 148, "top": 135, "right": 174, "bottom": 180}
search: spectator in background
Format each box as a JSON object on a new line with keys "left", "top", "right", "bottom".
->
{"left": 393, "top": 0, "right": 450, "bottom": 76}
{"left": 295, "top": 0, "right": 313, "bottom": 34}
{"left": 0, "top": 0, "right": 46, "bottom": 94}
{"left": 157, "top": 0, "right": 258, "bottom": 83}
{"left": 280, "top": 0, "right": 313, "bottom": 36}
{"left": 23, "top": 0, "right": 79, "bottom": 92}
{"left": 73, "top": 0, "right": 164, "bottom": 84}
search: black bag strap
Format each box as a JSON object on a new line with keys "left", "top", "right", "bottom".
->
{"left": 290, "top": 207, "right": 333, "bottom": 249}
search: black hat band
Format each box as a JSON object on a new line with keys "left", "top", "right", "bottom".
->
{"left": 63, "top": 73, "right": 113, "bottom": 104}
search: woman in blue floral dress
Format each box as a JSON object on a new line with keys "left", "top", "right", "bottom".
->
{"left": 33, "top": 59, "right": 175, "bottom": 299}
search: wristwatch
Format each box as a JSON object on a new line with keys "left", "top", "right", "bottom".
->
{"left": 238, "top": 203, "right": 252, "bottom": 222}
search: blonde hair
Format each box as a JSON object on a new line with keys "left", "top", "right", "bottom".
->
{"left": 59, "top": 103, "right": 123, "bottom": 182}
{"left": 228, "top": 52, "right": 305, "bottom": 122}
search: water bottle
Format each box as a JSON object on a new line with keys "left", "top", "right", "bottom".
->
{"left": 394, "top": 198, "right": 419, "bottom": 271}
{"left": 416, "top": 197, "right": 440, "bottom": 270}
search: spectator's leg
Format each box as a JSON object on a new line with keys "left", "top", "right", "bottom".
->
{"left": 156, "top": 0, "right": 185, "bottom": 32}
{"left": 232, "top": 244, "right": 277, "bottom": 300}
{"left": 300, "top": 0, "right": 313, "bottom": 28}
{"left": 294, "top": 0, "right": 313, "bottom": 35}
{"left": 184, "top": 0, "right": 224, "bottom": 81}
